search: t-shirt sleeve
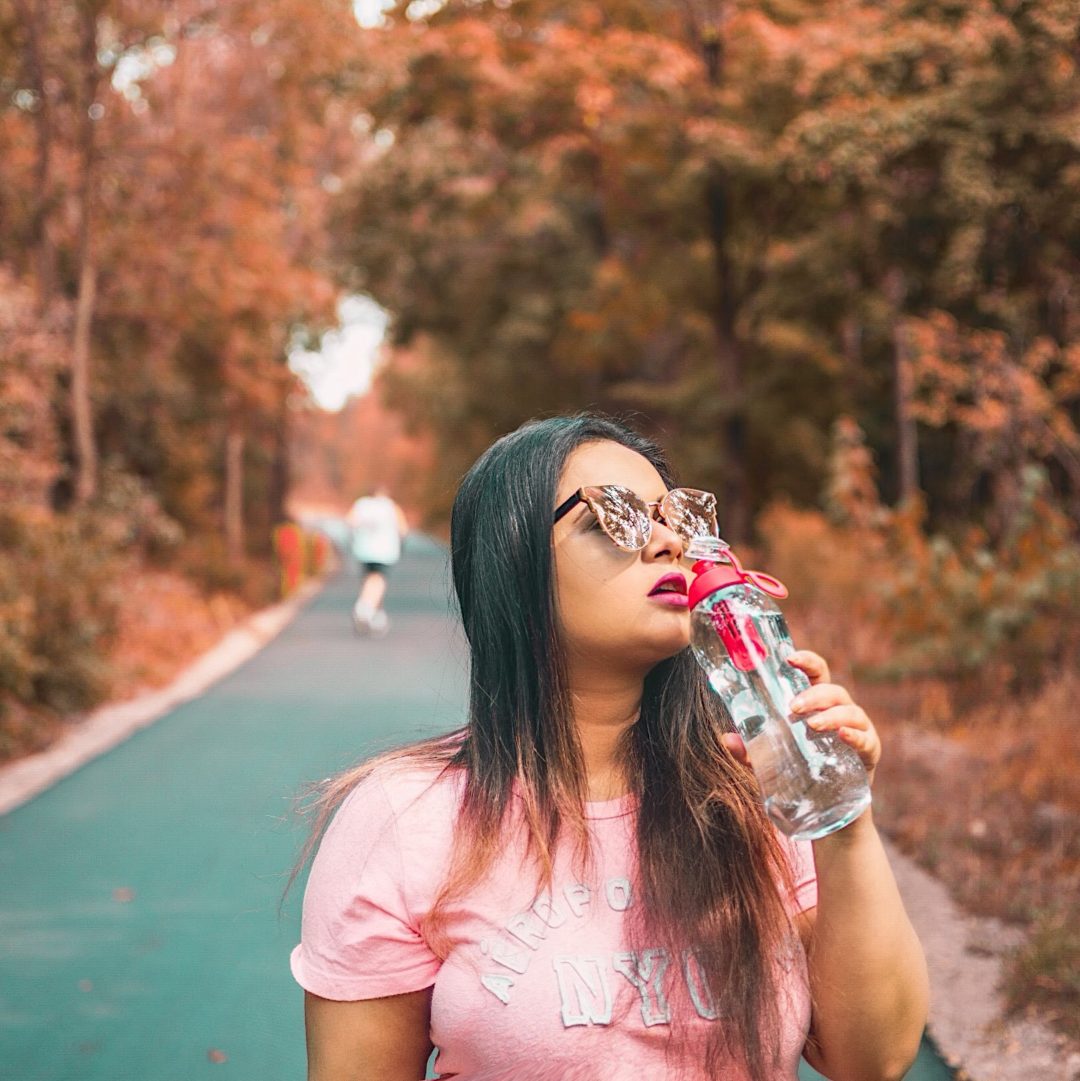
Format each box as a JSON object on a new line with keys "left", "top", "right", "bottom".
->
{"left": 290, "top": 774, "right": 441, "bottom": 1000}
{"left": 785, "top": 835, "right": 818, "bottom": 913}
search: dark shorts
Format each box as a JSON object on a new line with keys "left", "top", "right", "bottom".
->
{"left": 360, "top": 562, "right": 392, "bottom": 578}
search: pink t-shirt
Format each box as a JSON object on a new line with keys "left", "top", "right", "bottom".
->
{"left": 290, "top": 764, "right": 818, "bottom": 1081}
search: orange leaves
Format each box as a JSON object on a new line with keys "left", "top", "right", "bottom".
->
{"left": 301, "top": 0, "right": 1080, "bottom": 552}
{"left": 105, "top": 568, "right": 252, "bottom": 702}
{"left": 575, "top": 80, "right": 614, "bottom": 129}
{"left": 905, "top": 311, "right": 1080, "bottom": 482}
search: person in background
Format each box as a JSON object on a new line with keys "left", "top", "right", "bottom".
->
{"left": 346, "top": 485, "right": 409, "bottom": 636}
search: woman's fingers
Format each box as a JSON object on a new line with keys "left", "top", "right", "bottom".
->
{"left": 721, "top": 732, "right": 748, "bottom": 765}
{"left": 801, "top": 704, "right": 882, "bottom": 775}
{"left": 790, "top": 682, "right": 853, "bottom": 714}
{"left": 787, "top": 650, "right": 831, "bottom": 685}
{"left": 835, "top": 723, "right": 880, "bottom": 768}
{"left": 740, "top": 647, "right": 882, "bottom": 779}
{"left": 802, "top": 703, "right": 869, "bottom": 734}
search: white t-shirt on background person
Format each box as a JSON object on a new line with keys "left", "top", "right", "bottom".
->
{"left": 348, "top": 495, "right": 403, "bottom": 566}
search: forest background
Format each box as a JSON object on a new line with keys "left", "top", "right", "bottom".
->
{"left": 2, "top": 0, "right": 1078, "bottom": 1048}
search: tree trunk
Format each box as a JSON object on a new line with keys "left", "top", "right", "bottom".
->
{"left": 885, "top": 269, "right": 920, "bottom": 505}
{"left": 270, "top": 388, "right": 290, "bottom": 528}
{"left": 71, "top": 0, "right": 101, "bottom": 506}
{"left": 224, "top": 422, "right": 245, "bottom": 565}
{"left": 892, "top": 320, "right": 920, "bottom": 505}
{"left": 705, "top": 167, "right": 750, "bottom": 542}
{"left": 696, "top": 7, "right": 749, "bottom": 541}
{"left": 71, "top": 259, "right": 98, "bottom": 505}
{"left": 15, "top": 0, "right": 55, "bottom": 313}
{"left": 839, "top": 269, "right": 864, "bottom": 409}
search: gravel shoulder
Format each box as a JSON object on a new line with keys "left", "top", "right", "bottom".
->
{"left": 883, "top": 834, "right": 1079, "bottom": 1081}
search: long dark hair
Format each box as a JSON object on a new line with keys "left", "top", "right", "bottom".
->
{"left": 294, "top": 413, "right": 798, "bottom": 1081}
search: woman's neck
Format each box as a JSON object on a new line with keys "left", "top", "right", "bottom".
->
{"left": 568, "top": 676, "right": 642, "bottom": 801}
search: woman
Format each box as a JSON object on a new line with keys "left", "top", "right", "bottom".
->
{"left": 290, "top": 414, "right": 929, "bottom": 1081}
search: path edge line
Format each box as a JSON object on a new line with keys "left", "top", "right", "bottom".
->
{"left": 0, "top": 576, "right": 327, "bottom": 817}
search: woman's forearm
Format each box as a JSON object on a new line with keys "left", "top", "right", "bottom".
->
{"left": 804, "top": 810, "right": 929, "bottom": 1081}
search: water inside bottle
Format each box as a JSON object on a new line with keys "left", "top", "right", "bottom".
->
{"left": 706, "top": 597, "right": 872, "bottom": 840}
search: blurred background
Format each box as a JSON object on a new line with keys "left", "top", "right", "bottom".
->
{"left": 1, "top": 0, "right": 1077, "bottom": 1060}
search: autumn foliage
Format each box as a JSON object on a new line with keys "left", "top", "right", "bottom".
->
{"left": 0, "top": 0, "right": 358, "bottom": 751}
{"left": 759, "top": 421, "right": 1080, "bottom": 1036}
{"left": 3, "top": 0, "right": 1080, "bottom": 1036}
{"left": 335, "top": 0, "right": 1080, "bottom": 539}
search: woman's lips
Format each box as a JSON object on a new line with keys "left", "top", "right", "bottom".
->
{"left": 647, "top": 573, "right": 689, "bottom": 608}
{"left": 649, "top": 592, "right": 689, "bottom": 607}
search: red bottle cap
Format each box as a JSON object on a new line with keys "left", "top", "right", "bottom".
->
{"left": 687, "top": 549, "right": 789, "bottom": 610}
{"left": 688, "top": 561, "right": 744, "bottom": 610}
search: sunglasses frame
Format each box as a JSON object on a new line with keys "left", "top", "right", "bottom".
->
{"left": 552, "top": 484, "right": 718, "bottom": 552}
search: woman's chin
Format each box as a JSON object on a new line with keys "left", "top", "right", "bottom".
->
{"left": 647, "top": 627, "right": 693, "bottom": 664}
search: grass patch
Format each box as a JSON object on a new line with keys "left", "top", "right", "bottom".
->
{"left": 1004, "top": 908, "right": 1080, "bottom": 1040}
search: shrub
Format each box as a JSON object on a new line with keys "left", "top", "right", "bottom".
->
{"left": 93, "top": 461, "right": 184, "bottom": 561}
{"left": 875, "top": 466, "right": 1080, "bottom": 694}
{"left": 755, "top": 500, "right": 890, "bottom": 676}
{"left": 0, "top": 465, "right": 185, "bottom": 752}
{"left": 761, "top": 418, "right": 1080, "bottom": 701}
{"left": 0, "top": 509, "right": 127, "bottom": 723}
{"left": 0, "top": 557, "right": 40, "bottom": 703}
{"left": 179, "top": 535, "right": 279, "bottom": 607}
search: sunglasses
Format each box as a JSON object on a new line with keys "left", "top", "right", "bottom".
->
{"left": 552, "top": 485, "right": 719, "bottom": 552}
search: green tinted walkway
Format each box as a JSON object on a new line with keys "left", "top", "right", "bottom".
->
{"left": 0, "top": 538, "right": 952, "bottom": 1080}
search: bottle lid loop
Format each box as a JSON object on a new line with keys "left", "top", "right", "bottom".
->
{"left": 686, "top": 536, "right": 789, "bottom": 602}
{"left": 723, "top": 547, "right": 788, "bottom": 599}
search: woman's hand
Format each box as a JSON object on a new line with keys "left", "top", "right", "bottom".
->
{"left": 719, "top": 649, "right": 882, "bottom": 786}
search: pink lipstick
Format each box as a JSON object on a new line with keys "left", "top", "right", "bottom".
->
{"left": 648, "top": 573, "right": 689, "bottom": 607}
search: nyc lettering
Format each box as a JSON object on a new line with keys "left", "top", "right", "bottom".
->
{"left": 612, "top": 949, "right": 671, "bottom": 1026}
{"left": 553, "top": 948, "right": 717, "bottom": 1028}
{"left": 553, "top": 955, "right": 613, "bottom": 1026}
{"left": 482, "top": 947, "right": 723, "bottom": 1026}
{"left": 681, "top": 948, "right": 719, "bottom": 1021}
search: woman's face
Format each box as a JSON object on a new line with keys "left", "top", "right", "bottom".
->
{"left": 551, "top": 440, "right": 692, "bottom": 675}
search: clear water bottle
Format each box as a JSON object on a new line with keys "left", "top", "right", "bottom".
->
{"left": 686, "top": 537, "right": 871, "bottom": 841}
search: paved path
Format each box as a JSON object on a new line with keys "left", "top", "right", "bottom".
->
{"left": 0, "top": 539, "right": 952, "bottom": 1080}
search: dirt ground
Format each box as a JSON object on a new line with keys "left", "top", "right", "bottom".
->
{"left": 874, "top": 724, "right": 1080, "bottom": 1081}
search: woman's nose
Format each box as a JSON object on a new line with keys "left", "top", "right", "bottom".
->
{"left": 645, "top": 515, "right": 684, "bottom": 561}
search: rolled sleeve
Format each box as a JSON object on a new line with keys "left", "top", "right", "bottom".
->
{"left": 291, "top": 774, "right": 441, "bottom": 1000}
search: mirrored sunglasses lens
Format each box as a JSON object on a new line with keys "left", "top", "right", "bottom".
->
{"left": 664, "top": 489, "right": 718, "bottom": 543}
{"left": 585, "top": 486, "right": 650, "bottom": 550}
